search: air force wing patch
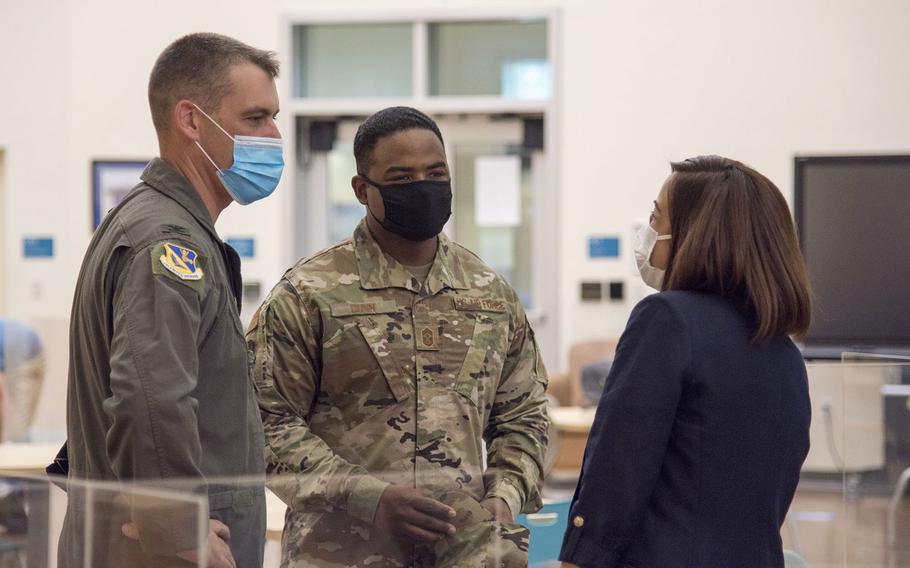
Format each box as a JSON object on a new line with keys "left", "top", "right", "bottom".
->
{"left": 159, "top": 243, "right": 204, "bottom": 281}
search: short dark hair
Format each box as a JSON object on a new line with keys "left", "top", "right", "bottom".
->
{"left": 353, "top": 106, "right": 445, "bottom": 175}
{"left": 662, "top": 155, "right": 812, "bottom": 342}
{"left": 148, "top": 32, "right": 279, "bottom": 135}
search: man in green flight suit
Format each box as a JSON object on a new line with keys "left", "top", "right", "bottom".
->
{"left": 61, "top": 33, "right": 283, "bottom": 568}
{"left": 248, "top": 106, "right": 549, "bottom": 567}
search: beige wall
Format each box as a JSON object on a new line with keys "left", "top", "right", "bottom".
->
{"left": 557, "top": 0, "right": 910, "bottom": 346}
{"left": 2, "top": 0, "right": 910, "bottom": 434}
{"left": 0, "top": 149, "right": 6, "bottom": 316}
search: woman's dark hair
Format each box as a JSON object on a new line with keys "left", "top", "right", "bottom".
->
{"left": 662, "top": 155, "right": 812, "bottom": 341}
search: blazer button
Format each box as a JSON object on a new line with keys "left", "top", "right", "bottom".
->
{"left": 573, "top": 515, "right": 585, "bottom": 528}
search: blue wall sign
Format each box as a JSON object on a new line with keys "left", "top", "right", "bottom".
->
{"left": 588, "top": 236, "right": 620, "bottom": 258}
{"left": 225, "top": 237, "right": 255, "bottom": 258}
{"left": 23, "top": 237, "right": 54, "bottom": 258}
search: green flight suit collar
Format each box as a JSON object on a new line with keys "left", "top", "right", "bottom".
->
{"left": 140, "top": 158, "right": 220, "bottom": 243}
{"left": 353, "top": 219, "right": 470, "bottom": 295}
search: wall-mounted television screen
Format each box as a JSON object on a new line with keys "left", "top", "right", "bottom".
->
{"left": 794, "top": 155, "right": 910, "bottom": 356}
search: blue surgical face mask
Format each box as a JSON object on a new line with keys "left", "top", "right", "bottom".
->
{"left": 193, "top": 104, "right": 284, "bottom": 205}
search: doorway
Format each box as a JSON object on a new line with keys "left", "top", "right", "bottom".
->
{"left": 292, "top": 113, "right": 558, "bottom": 369}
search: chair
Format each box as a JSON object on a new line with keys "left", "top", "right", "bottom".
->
{"left": 548, "top": 339, "right": 617, "bottom": 407}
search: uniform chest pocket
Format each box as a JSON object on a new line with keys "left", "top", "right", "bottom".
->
{"left": 356, "top": 316, "right": 414, "bottom": 403}
{"left": 330, "top": 301, "right": 414, "bottom": 403}
{"left": 452, "top": 314, "right": 509, "bottom": 406}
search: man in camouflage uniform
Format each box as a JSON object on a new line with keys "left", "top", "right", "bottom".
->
{"left": 248, "top": 106, "right": 549, "bottom": 567}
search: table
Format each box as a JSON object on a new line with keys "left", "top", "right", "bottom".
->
{"left": 0, "top": 443, "right": 60, "bottom": 475}
{"left": 548, "top": 406, "right": 596, "bottom": 476}
{"left": 549, "top": 406, "right": 596, "bottom": 434}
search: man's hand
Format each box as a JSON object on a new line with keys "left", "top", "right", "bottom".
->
{"left": 480, "top": 497, "right": 514, "bottom": 523}
{"left": 121, "top": 518, "right": 236, "bottom": 568}
{"left": 374, "top": 485, "right": 457, "bottom": 542}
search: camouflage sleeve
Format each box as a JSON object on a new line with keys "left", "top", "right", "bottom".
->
{"left": 482, "top": 302, "right": 549, "bottom": 516}
{"left": 247, "top": 280, "right": 390, "bottom": 524}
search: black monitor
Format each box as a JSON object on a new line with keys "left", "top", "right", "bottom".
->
{"left": 794, "top": 155, "right": 910, "bottom": 357}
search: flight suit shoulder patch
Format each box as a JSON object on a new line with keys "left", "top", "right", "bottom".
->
{"left": 150, "top": 242, "right": 206, "bottom": 292}
{"left": 453, "top": 297, "right": 507, "bottom": 313}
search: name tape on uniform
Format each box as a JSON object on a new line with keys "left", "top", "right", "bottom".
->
{"left": 331, "top": 300, "right": 398, "bottom": 317}
{"left": 453, "top": 297, "right": 507, "bottom": 313}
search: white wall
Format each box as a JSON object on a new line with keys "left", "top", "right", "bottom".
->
{"left": 2, "top": 0, "right": 910, "bottom": 433}
{"left": 0, "top": 0, "right": 292, "bottom": 434}
{"left": 558, "top": 0, "right": 910, "bottom": 347}
{"left": 0, "top": 149, "right": 6, "bottom": 315}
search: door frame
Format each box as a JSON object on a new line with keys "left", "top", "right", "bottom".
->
{"left": 278, "top": 7, "right": 562, "bottom": 371}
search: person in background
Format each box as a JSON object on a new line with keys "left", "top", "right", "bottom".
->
{"left": 61, "top": 32, "right": 283, "bottom": 568}
{"left": 560, "top": 155, "right": 812, "bottom": 568}
{"left": 248, "top": 106, "right": 549, "bottom": 567}
{"left": 0, "top": 317, "right": 44, "bottom": 442}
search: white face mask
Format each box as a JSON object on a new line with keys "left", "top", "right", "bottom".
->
{"left": 634, "top": 222, "right": 672, "bottom": 290}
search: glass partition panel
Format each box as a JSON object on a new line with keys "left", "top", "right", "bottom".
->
{"left": 792, "top": 355, "right": 910, "bottom": 567}
{"left": 0, "top": 471, "right": 540, "bottom": 566}
{"left": 841, "top": 353, "right": 910, "bottom": 567}
{"left": 0, "top": 474, "right": 207, "bottom": 568}
{"left": 787, "top": 360, "right": 848, "bottom": 567}
{"left": 292, "top": 24, "right": 413, "bottom": 98}
{"left": 265, "top": 472, "right": 530, "bottom": 567}
{"left": 429, "top": 20, "right": 549, "bottom": 98}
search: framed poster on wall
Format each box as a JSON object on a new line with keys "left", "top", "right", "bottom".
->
{"left": 92, "top": 160, "right": 148, "bottom": 228}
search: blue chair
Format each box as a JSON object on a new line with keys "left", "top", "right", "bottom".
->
{"left": 517, "top": 499, "right": 572, "bottom": 567}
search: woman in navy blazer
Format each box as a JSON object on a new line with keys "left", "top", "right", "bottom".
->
{"left": 560, "top": 156, "right": 812, "bottom": 568}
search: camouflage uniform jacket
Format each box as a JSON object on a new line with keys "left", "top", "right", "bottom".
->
{"left": 248, "top": 220, "right": 549, "bottom": 566}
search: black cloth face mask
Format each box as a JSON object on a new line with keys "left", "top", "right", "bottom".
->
{"left": 362, "top": 176, "right": 453, "bottom": 242}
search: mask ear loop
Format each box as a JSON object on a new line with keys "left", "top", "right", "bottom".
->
{"left": 192, "top": 103, "right": 236, "bottom": 142}
{"left": 649, "top": 233, "right": 671, "bottom": 266}
{"left": 191, "top": 103, "right": 235, "bottom": 173}
{"left": 194, "top": 140, "right": 222, "bottom": 173}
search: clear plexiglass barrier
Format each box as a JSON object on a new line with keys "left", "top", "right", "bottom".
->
{"left": 789, "top": 353, "right": 910, "bottom": 567}
{"left": 2, "top": 353, "right": 910, "bottom": 568}
{"left": 0, "top": 472, "right": 536, "bottom": 568}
